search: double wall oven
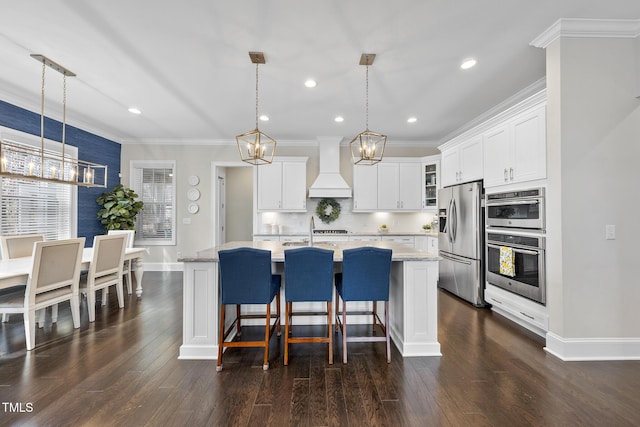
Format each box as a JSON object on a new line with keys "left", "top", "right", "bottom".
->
{"left": 485, "top": 188, "right": 546, "bottom": 305}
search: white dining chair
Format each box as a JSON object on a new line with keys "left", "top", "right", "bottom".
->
{"left": 0, "top": 234, "right": 45, "bottom": 324}
{"left": 79, "top": 234, "right": 127, "bottom": 322}
{"left": 0, "top": 238, "right": 85, "bottom": 350}
{"left": 0, "top": 234, "right": 46, "bottom": 260}
{"left": 107, "top": 230, "right": 135, "bottom": 294}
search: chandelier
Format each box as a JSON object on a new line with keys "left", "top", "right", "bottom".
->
{"left": 235, "top": 52, "right": 277, "bottom": 165}
{"left": 349, "top": 53, "right": 386, "bottom": 166}
{"left": 0, "top": 54, "right": 107, "bottom": 187}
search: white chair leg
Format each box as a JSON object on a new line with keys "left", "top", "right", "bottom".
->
{"left": 38, "top": 308, "right": 46, "bottom": 328}
{"left": 126, "top": 269, "right": 133, "bottom": 295}
{"left": 71, "top": 295, "right": 81, "bottom": 328}
{"left": 102, "top": 288, "right": 108, "bottom": 306}
{"left": 116, "top": 282, "right": 124, "bottom": 309}
{"left": 88, "top": 290, "right": 96, "bottom": 323}
{"left": 51, "top": 304, "right": 59, "bottom": 324}
{"left": 2, "top": 313, "right": 9, "bottom": 323}
{"left": 25, "top": 309, "right": 36, "bottom": 351}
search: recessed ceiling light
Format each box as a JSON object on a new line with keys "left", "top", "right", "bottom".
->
{"left": 334, "top": 116, "right": 344, "bottom": 123}
{"left": 128, "top": 107, "right": 142, "bottom": 115}
{"left": 407, "top": 117, "right": 417, "bottom": 123}
{"left": 304, "top": 79, "right": 317, "bottom": 88}
{"left": 460, "top": 58, "right": 477, "bottom": 70}
{"left": 259, "top": 115, "right": 269, "bottom": 121}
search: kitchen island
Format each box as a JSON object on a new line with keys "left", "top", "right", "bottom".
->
{"left": 178, "top": 240, "right": 440, "bottom": 360}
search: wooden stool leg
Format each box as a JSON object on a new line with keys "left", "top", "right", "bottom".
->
{"left": 335, "top": 289, "right": 340, "bottom": 333}
{"left": 342, "top": 300, "right": 348, "bottom": 364}
{"left": 236, "top": 305, "right": 242, "bottom": 336}
{"left": 276, "top": 291, "right": 281, "bottom": 336}
{"left": 284, "top": 302, "right": 291, "bottom": 365}
{"left": 372, "top": 300, "right": 377, "bottom": 332}
{"left": 263, "top": 303, "right": 271, "bottom": 370}
{"left": 327, "top": 301, "right": 333, "bottom": 365}
{"left": 216, "top": 304, "right": 226, "bottom": 372}
{"left": 385, "top": 301, "right": 391, "bottom": 363}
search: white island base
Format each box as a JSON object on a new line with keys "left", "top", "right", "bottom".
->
{"left": 178, "top": 241, "right": 441, "bottom": 360}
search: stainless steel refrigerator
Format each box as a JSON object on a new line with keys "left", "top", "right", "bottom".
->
{"left": 438, "top": 180, "right": 486, "bottom": 306}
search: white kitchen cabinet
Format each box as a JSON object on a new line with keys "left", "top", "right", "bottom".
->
{"left": 422, "top": 157, "right": 439, "bottom": 210}
{"left": 427, "top": 235, "right": 438, "bottom": 254}
{"left": 381, "top": 235, "right": 415, "bottom": 247}
{"left": 253, "top": 235, "right": 280, "bottom": 242}
{"left": 349, "top": 235, "right": 381, "bottom": 242}
{"left": 256, "top": 158, "right": 307, "bottom": 212}
{"left": 483, "top": 104, "right": 546, "bottom": 188}
{"left": 414, "top": 235, "right": 438, "bottom": 253}
{"left": 352, "top": 163, "right": 378, "bottom": 211}
{"left": 377, "top": 162, "right": 422, "bottom": 211}
{"left": 440, "top": 135, "right": 483, "bottom": 187}
{"left": 485, "top": 283, "right": 548, "bottom": 337}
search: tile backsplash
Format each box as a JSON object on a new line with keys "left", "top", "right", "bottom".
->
{"left": 258, "top": 198, "right": 437, "bottom": 234}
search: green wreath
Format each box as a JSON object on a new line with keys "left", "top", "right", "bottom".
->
{"left": 316, "top": 198, "right": 341, "bottom": 224}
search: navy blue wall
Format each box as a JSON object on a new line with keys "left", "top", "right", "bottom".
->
{"left": 0, "top": 99, "right": 121, "bottom": 246}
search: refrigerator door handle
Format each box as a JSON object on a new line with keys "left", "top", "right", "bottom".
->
{"left": 447, "top": 198, "right": 454, "bottom": 243}
{"left": 440, "top": 252, "right": 472, "bottom": 265}
{"left": 451, "top": 198, "right": 458, "bottom": 243}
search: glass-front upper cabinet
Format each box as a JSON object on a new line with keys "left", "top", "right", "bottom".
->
{"left": 422, "top": 155, "right": 440, "bottom": 210}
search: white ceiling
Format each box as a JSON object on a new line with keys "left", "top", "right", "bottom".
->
{"left": 1, "top": 1, "right": 639, "bottom": 147}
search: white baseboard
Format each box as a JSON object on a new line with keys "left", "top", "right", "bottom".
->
{"left": 545, "top": 332, "right": 640, "bottom": 361}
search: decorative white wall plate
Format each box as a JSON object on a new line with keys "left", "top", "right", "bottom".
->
{"left": 188, "top": 175, "right": 200, "bottom": 186}
{"left": 187, "top": 188, "right": 201, "bottom": 201}
{"left": 188, "top": 203, "right": 199, "bottom": 214}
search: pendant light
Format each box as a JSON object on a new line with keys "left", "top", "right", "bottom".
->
{"left": 235, "top": 52, "right": 277, "bottom": 165}
{"left": 349, "top": 53, "right": 386, "bottom": 166}
{"left": 0, "top": 54, "right": 108, "bottom": 187}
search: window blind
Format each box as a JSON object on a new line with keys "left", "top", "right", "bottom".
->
{"left": 131, "top": 161, "right": 175, "bottom": 245}
{"left": 0, "top": 137, "right": 76, "bottom": 241}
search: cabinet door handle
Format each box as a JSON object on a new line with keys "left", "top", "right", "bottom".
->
{"left": 520, "top": 311, "right": 535, "bottom": 320}
{"left": 490, "top": 297, "right": 503, "bottom": 305}
{"left": 510, "top": 168, "right": 514, "bottom": 181}
{"left": 504, "top": 168, "right": 508, "bottom": 182}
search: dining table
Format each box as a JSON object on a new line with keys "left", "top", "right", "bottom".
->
{"left": 0, "top": 247, "right": 146, "bottom": 296}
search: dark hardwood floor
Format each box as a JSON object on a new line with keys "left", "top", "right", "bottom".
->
{"left": 1, "top": 272, "right": 640, "bottom": 426}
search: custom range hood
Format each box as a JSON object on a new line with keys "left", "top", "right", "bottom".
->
{"left": 308, "top": 137, "right": 352, "bottom": 198}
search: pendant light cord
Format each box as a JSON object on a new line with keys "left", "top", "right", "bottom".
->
{"left": 255, "top": 63, "right": 259, "bottom": 130}
{"left": 365, "top": 64, "right": 369, "bottom": 131}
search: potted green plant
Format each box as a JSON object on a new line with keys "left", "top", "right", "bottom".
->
{"left": 96, "top": 184, "right": 144, "bottom": 230}
{"left": 378, "top": 224, "right": 389, "bottom": 233}
{"left": 422, "top": 224, "right": 432, "bottom": 232}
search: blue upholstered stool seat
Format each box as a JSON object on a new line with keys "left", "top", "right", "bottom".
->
{"left": 283, "top": 247, "right": 334, "bottom": 365}
{"left": 217, "top": 247, "right": 281, "bottom": 371}
{"left": 335, "top": 246, "right": 392, "bottom": 364}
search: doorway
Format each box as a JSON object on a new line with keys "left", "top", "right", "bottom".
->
{"left": 213, "top": 162, "right": 254, "bottom": 246}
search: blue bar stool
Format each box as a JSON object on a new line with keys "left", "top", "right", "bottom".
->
{"left": 284, "top": 247, "right": 334, "bottom": 365}
{"left": 217, "top": 248, "right": 281, "bottom": 371}
{"left": 335, "top": 247, "right": 393, "bottom": 364}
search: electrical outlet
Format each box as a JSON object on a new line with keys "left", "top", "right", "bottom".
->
{"left": 183, "top": 217, "right": 192, "bottom": 225}
{"left": 605, "top": 224, "right": 615, "bottom": 240}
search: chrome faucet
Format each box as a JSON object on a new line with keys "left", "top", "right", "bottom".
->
{"left": 309, "top": 216, "right": 315, "bottom": 246}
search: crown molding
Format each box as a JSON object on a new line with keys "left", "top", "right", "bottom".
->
{"left": 120, "top": 136, "right": 440, "bottom": 148}
{"left": 531, "top": 18, "right": 640, "bottom": 49}
{"left": 438, "top": 78, "right": 546, "bottom": 148}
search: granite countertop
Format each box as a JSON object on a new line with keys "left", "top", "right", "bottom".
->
{"left": 179, "top": 240, "right": 440, "bottom": 263}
